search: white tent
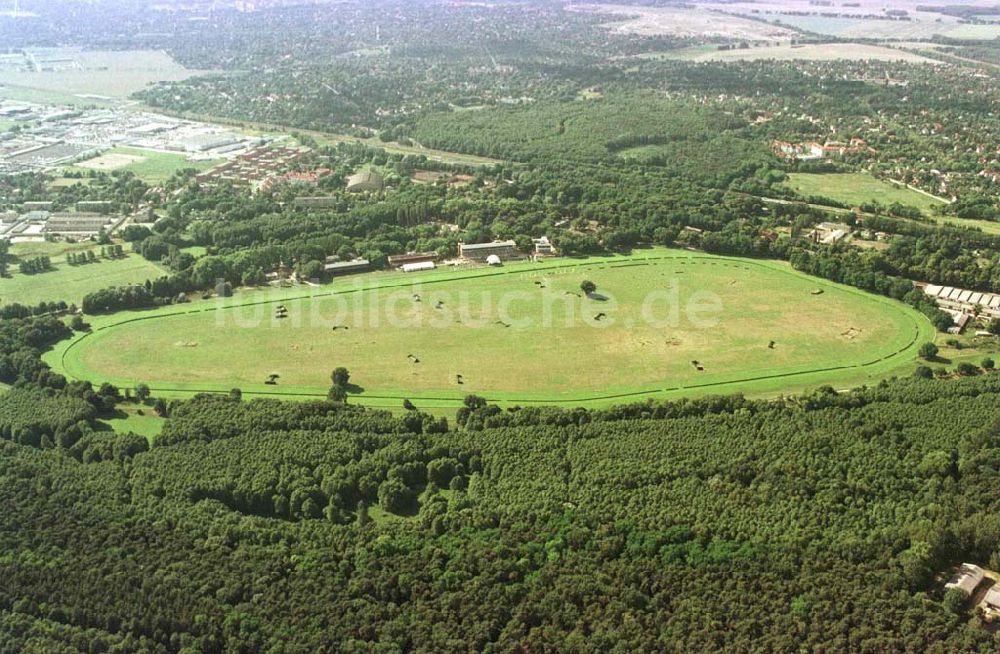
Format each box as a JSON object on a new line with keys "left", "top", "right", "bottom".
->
{"left": 401, "top": 261, "right": 436, "bottom": 273}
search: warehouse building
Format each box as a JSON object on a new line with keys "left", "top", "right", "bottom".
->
{"left": 44, "top": 212, "right": 115, "bottom": 237}
{"left": 945, "top": 563, "right": 985, "bottom": 596}
{"left": 346, "top": 170, "right": 384, "bottom": 193}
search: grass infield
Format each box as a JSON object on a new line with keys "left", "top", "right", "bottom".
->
{"left": 46, "top": 250, "right": 934, "bottom": 410}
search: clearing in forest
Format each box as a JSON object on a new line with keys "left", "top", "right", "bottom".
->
{"left": 783, "top": 172, "right": 948, "bottom": 215}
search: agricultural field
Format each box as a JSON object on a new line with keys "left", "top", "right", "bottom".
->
{"left": 0, "top": 254, "right": 166, "bottom": 306}
{"left": 0, "top": 49, "right": 216, "bottom": 100}
{"left": 48, "top": 251, "right": 932, "bottom": 409}
{"left": 573, "top": 4, "right": 798, "bottom": 40}
{"left": 70, "top": 147, "right": 221, "bottom": 184}
{"left": 783, "top": 172, "right": 948, "bottom": 215}
{"left": 697, "top": 1, "right": 1000, "bottom": 40}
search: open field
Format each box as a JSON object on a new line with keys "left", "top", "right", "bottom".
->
{"left": 639, "top": 42, "right": 941, "bottom": 63}
{"left": 0, "top": 49, "right": 215, "bottom": 100}
{"left": 783, "top": 172, "right": 948, "bottom": 215}
{"left": 70, "top": 147, "right": 221, "bottom": 184}
{"left": 47, "top": 250, "right": 933, "bottom": 410}
{"left": 697, "top": 1, "right": 1000, "bottom": 40}
{"left": 9, "top": 240, "right": 97, "bottom": 259}
{"left": 571, "top": 4, "right": 798, "bottom": 40}
{"left": 100, "top": 406, "right": 165, "bottom": 444}
{"left": 76, "top": 152, "right": 147, "bottom": 172}
{"left": 0, "top": 83, "right": 111, "bottom": 107}
{"left": 0, "top": 255, "right": 166, "bottom": 306}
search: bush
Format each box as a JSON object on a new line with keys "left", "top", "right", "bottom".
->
{"left": 956, "top": 362, "right": 979, "bottom": 377}
{"left": 919, "top": 342, "right": 939, "bottom": 360}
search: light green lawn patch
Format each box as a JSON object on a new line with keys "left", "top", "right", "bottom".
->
{"left": 102, "top": 406, "right": 165, "bottom": 444}
{"left": 783, "top": 172, "right": 947, "bottom": 214}
{"left": 49, "top": 176, "right": 93, "bottom": 188}
{"left": 932, "top": 216, "right": 1000, "bottom": 236}
{"left": 70, "top": 147, "right": 221, "bottom": 184}
{"left": 10, "top": 240, "right": 96, "bottom": 259}
{"left": 783, "top": 172, "right": 1000, "bottom": 234}
{"left": 47, "top": 249, "right": 933, "bottom": 410}
{"left": 0, "top": 255, "right": 165, "bottom": 306}
{"left": 180, "top": 245, "right": 208, "bottom": 258}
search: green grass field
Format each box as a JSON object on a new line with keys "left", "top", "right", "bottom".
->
{"left": 46, "top": 250, "right": 933, "bottom": 410}
{"left": 784, "top": 172, "right": 948, "bottom": 215}
{"left": 9, "top": 240, "right": 96, "bottom": 259}
{"left": 0, "top": 83, "right": 115, "bottom": 107}
{"left": 101, "top": 406, "right": 165, "bottom": 444}
{"left": 0, "top": 255, "right": 166, "bottom": 306}
{"left": 782, "top": 172, "right": 1000, "bottom": 234}
{"left": 70, "top": 147, "right": 221, "bottom": 184}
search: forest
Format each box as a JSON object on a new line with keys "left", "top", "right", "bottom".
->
{"left": 3, "top": 335, "right": 1000, "bottom": 651}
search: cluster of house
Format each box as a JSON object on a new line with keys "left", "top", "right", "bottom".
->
{"left": 945, "top": 563, "right": 1000, "bottom": 616}
{"left": 259, "top": 168, "right": 332, "bottom": 193}
{"left": 195, "top": 145, "right": 308, "bottom": 188}
{"left": 0, "top": 200, "right": 122, "bottom": 241}
{"left": 922, "top": 284, "right": 1000, "bottom": 334}
{"left": 979, "top": 170, "right": 1000, "bottom": 184}
{"left": 807, "top": 222, "right": 851, "bottom": 245}
{"left": 772, "top": 138, "right": 874, "bottom": 161}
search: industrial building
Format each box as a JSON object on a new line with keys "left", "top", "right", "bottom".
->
{"left": 945, "top": 563, "right": 985, "bottom": 596}
{"left": 458, "top": 240, "right": 519, "bottom": 262}
{"left": 346, "top": 170, "right": 384, "bottom": 193}
{"left": 44, "top": 212, "right": 118, "bottom": 237}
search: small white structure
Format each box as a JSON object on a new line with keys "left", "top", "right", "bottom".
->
{"left": 945, "top": 563, "right": 985, "bottom": 596}
{"left": 533, "top": 236, "right": 554, "bottom": 255}
{"left": 401, "top": 261, "right": 435, "bottom": 273}
{"left": 486, "top": 254, "right": 502, "bottom": 266}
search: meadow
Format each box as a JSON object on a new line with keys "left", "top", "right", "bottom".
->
{"left": 1, "top": 253, "right": 166, "bottom": 306}
{"left": 0, "top": 49, "right": 214, "bottom": 100}
{"left": 71, "top": 147, "right": 222, "bottom": 184}
{"left": 783, "top": 172, "right": 948, "bottom": 215}
{"left": 48, "top": 250, "right": 933, "bottom": 409}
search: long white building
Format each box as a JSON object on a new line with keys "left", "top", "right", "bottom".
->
{"left": 923, "top": 284, "right": 1000, "bottom": 320}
